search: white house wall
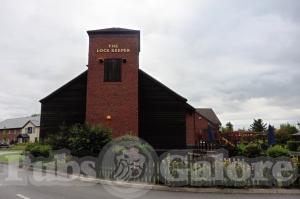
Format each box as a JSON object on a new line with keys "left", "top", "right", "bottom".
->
{"left": 22, "top": 122, "right": 40, "bottom": 142}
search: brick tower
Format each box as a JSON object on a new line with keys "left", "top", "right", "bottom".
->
{"left": 86, "top": 28, "right": 140, "bottom": 138}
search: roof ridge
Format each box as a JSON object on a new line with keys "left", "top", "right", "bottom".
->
{"left": 196, "top": 108, "right": 221, "bottom": 125}
{"left": 1, "top": 115, "right": 32, "bottom": 121}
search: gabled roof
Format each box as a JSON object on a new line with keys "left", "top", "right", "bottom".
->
{"left": 0, "top": 115, "right": 40, "bottom": 130}
{"left": 196, "top": 108, "right": 221, "bottom": 125}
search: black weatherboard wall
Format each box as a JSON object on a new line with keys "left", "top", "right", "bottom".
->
{"left": 40, "top": 69, "right": 189, "bottom": 150}
{"left": 39, "top": 71, "right": 87, "bottom": 139}
{"left": 139, "top": 70, "right": 188, "bottom": 150}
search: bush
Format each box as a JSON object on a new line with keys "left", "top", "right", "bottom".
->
{"left": 298, "top": 146, "right": 300, "bottom": 152}
{"left": 287, "top": 141, "right": 300, "bottom": 151}
{"left": 46, "top": 125, "right": 72, "bottom": 150}
{"left": 266, "top": 145, "right": 290, "bottom": 158}
{"left": 46, "top": 123, "right": 112, "bottom": 157}
{"left": 25, "top": 143, "right": 51, "bottom": 158}
{"left": 244, "top": 143, "right": 261, "bottom": 158}
{"left": 236, "top": 143, "right": 246, "bottom": 156}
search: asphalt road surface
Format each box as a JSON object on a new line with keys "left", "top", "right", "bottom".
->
{"left": 0, "top": 164, "right": 299, "bottom": 199}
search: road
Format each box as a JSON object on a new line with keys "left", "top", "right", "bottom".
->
{"left": 0, "top": 164, "right": 299, "bottom": 199}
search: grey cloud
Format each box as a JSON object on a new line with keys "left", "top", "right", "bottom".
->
{"left": 0, "top": 0, "right": 299, "bottom": 129}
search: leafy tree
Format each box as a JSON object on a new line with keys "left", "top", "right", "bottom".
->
{"left": 249, "top": 119, "right": 267, "bottom": 133}
{"left": 278, "top": 123, "right": 298, "bottom": 135}
{"left": 275, "top": 129, "right": 290, "bottom": 144}
{"left": 222, "top": 122, "right": 234, "bottom": 133}
{"left": 274, "top": 123, "right": 297, "bottom": 145}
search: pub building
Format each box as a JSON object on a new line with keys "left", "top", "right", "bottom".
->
{"left": 40, "top": 28, "right": 221, "bottom": 150}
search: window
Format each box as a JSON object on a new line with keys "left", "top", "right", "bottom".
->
{"left": 104, "top": 59, "right": 122, "bottom": 82}
{"left": 27, "top": 127, "right": 33, "bottom": 134}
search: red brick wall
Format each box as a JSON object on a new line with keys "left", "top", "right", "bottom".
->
{"left": 186, "top": 111, "right": 219, "bottom": 145}
{"left": 186, "top": 112, "right": 196, "bottom": 146}
{"left": 0, "top": 129, "right": 21, "bottom": 143}
{"left": 85, "top": 33, "right": 140, "bottom": 138}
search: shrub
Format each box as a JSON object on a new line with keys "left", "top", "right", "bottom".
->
{"left": 287, "top": 141, "right": 300, "bottom": 151}
{"left": 25, "top": 143, "right": 51, "bottom": 158}
{"left": 236, "top": 143, "right": 246, "bottom": 156}
{"left": 46, "top": 125, "right": 70, "bottom": 150}
{"left": 46, "top": 123, "right": 112, "bottom": 157}
{"left": 266, "top": 145, "right": 290, "bottom": 158}
{"left": 298, "top": 146, "right": 300, "bottom": 152}
{"left": 244, "top": 143, "right": 261, "bottom": 158}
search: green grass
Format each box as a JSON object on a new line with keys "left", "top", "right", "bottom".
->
{"left": 8, "top": 143, "right": 28, "bottom": 151}
{"left": 0, "top": 143, "right": 28, "bottom": 152}
{"left": 0, "top": 151, "right": 24, "bottom": 164}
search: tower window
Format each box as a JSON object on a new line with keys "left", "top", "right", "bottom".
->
{"left": 104, "top": 59, "right": 122, "bottom": 82}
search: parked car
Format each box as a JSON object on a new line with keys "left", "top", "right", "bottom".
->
{"left": 0, "top": 143, "right": 9, "bottom": 148}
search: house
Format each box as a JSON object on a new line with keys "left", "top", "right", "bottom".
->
{"left": 0, "top": 115, "right": 40, "bottom": 144}
{"left": 292, "top": 132, "right": 300, "bottom": 141}
{"left": 196, "top": 108, "right": 221, "bottom": 139}
{"left": 40, "top": 28, "right": 221, "bottom": 150}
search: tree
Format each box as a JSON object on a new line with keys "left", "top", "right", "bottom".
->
{"left": 275, "top": 123, "right": 297, "bottom": 144}
{"left": 275, "top": 127, "right": 291, "bottom": 144}
{"left": 222, "top": 122, "right": 234, "bottom": 133}
{"left": 249, "top": 119, "right": 267, "bottom": 133}
{"left": 281, "top": 123, "right": 298, "bottom": 134}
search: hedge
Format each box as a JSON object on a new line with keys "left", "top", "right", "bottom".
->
{"left": 266, "top": 145, "right": 290, "bottom": 158}
{"left": 25, "top": 143, "right": 51, "bottom": 158}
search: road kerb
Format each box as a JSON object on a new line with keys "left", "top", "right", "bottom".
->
{"left": 25, "top": 166, "right": 300, "bottom": 195}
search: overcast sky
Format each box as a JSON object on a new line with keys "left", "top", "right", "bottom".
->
{"left": 0, "top": 0, "right": 299, "bottom": 129}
